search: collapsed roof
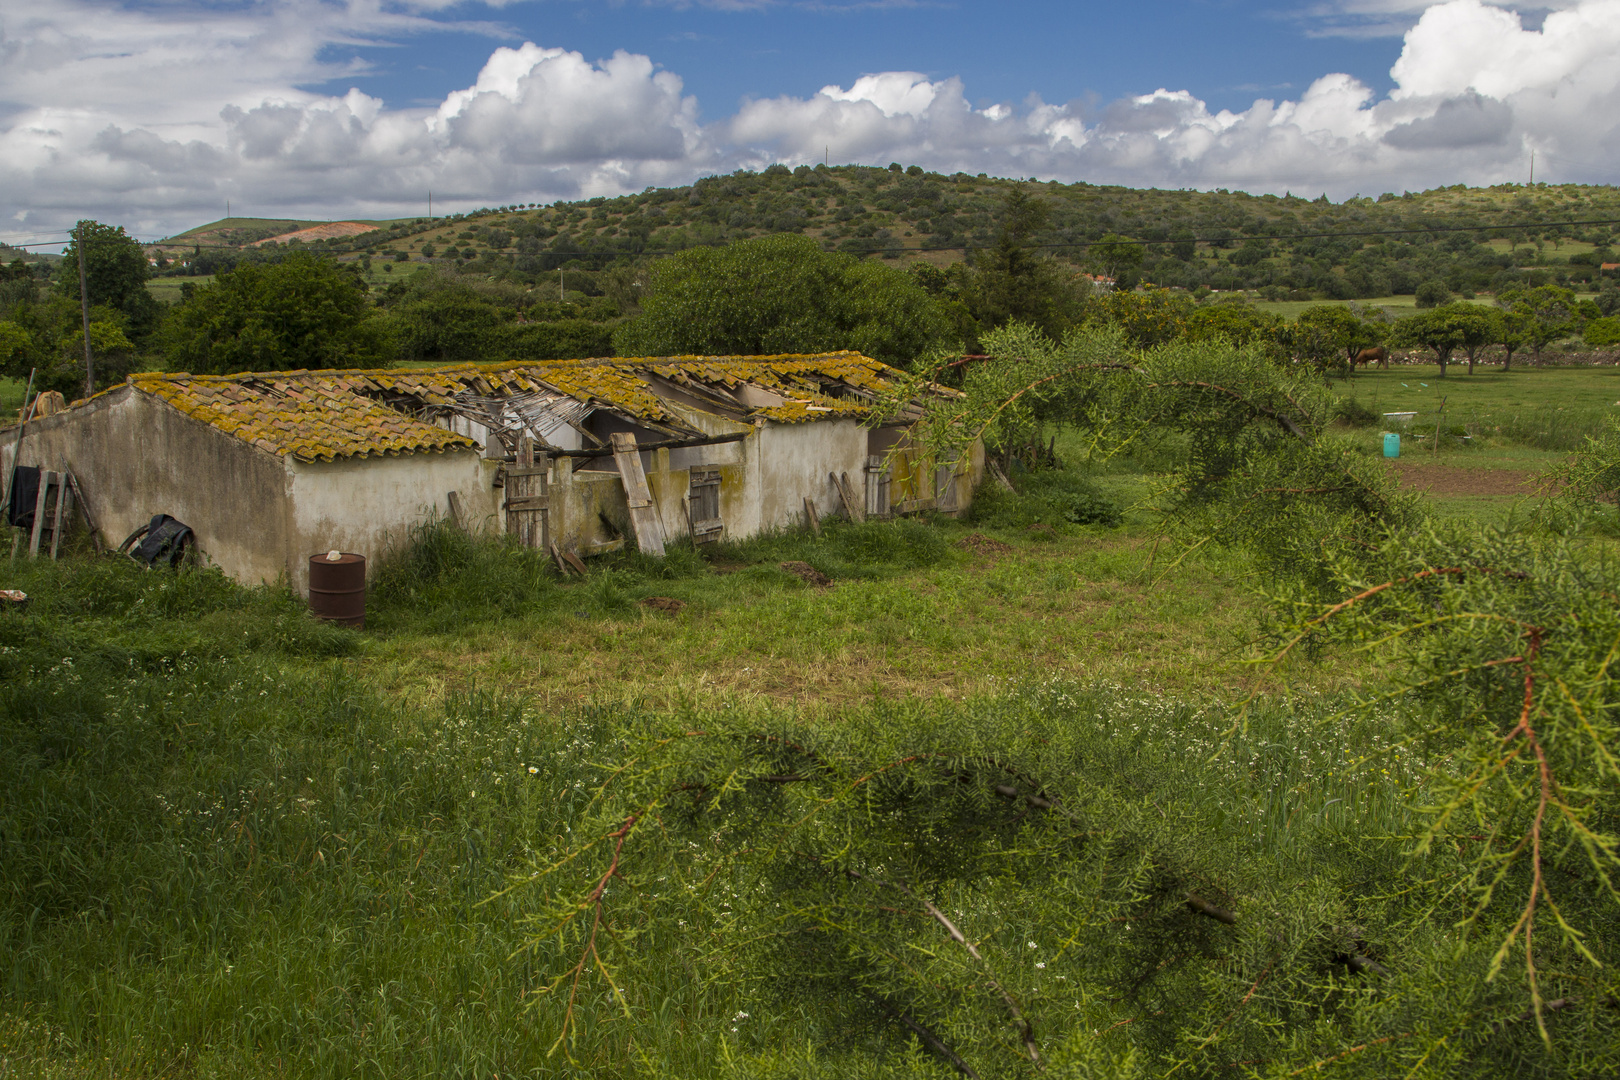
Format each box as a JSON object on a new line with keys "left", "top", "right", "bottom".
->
{"left": 124, "top": 353, "right": 935, "bottom": 463}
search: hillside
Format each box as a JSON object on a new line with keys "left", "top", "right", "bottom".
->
{"left": 151, "top": 168, "right": 1620, "bottom": 301}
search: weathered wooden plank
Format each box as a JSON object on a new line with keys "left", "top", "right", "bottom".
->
{"left": 830, "top": 471, "right": 864, "bottom": 523}
{"left": 611, "top": 431, "right": 666, "bottom": 557}
{"left": 49, "top": 481, "right": 68, "bottom": 559}
{"left": 504, "top": 443, "right": 549, "bottom": 549}
{"left": 895, "top": 497, "right": 937, "bottom": 515}
{"left": 65, "top": 472, "right": 101, "bottom": 552}
{"left": 804, "top": 496, "right": 821, "bottom": 537}
{"left": 28, "top": 471, "right": 54, "bottom": 556}
{"left": 446, "top": 490, "right": 466, "bottom": 532}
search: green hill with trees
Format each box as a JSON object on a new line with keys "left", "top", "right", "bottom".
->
{"left": 5, "top": 169, "right": 1620, "bottom": 396}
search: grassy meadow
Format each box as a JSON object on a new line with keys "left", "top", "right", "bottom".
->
{"left": 2, "top": 365, "right": 1616, "bottom": 1077}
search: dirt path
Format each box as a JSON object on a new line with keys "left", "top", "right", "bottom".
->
{"left": 1387, "top": 462, "right": 1538, "bottom": 497}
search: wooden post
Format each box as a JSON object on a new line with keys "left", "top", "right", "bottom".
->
{"left": 804, "top": 496, "right": 821, "bottom": 537}
{"left": 77, "top": 223, "right": 94, "bottom": 399}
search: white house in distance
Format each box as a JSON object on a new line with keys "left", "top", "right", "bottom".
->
{"left": 1, "top": 354, "right": 983, "bottom": 595}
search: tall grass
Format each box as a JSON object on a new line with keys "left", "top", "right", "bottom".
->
{"left": 366, "top": 514, "right": 957, "bottom": 635}
{"left": 1, "top": 526, "right": 1608, "bottom": 1076}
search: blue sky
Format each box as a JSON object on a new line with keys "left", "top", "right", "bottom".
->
{"left": 311, "top": 2, "right": 1403, "bottom": 120}
{"left": 1, "top": 1, "right": 1615, "bottom": 242}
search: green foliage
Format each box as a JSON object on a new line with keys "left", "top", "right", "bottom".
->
{"left": 380, "top": 270, "right": 513, "bottom": 363}
{"left": 519, "top": 670, "right": 1616, "bottom": 1076}
{"left": 1260, "top": 522, "right": 1620, "bottom": 1032}
{"left": 1393, "top": 303, "right": 1493, "bottom": 375}
{"left": 1537, "top": 414, "right": 1620, "bottom": 529}
{"left": 0, "top": 295, "right": 139, "bottom": 395}
{"left": 1583, "top": 315, "right": 1620, "bottom": 348}
{"left": 1082, "top": 288, "right": 1195, "bottom": 348}
{"left": 1182, "top": 301, "right": 1290, "bottom": 359}
{"left": 613, "top": 234, "right": 952, "bottom": 366}
{"left": 904, "top": 324, "right": 1416, "bottom": 590}
{"left": 160, "top": 251, "right": 392, "bottom": 373}
{"left": 971, "top": 187, "right": 1087, "bottom": 338}
{"left": 1498, "top": 284, "right": 1582, "bottom": 357}
{"left": 1414, "top": 278, "right": 1451, "bottom": 307}
{"left": 368, "top": 515, "right": 954, "bottom": 636}
{"left": 1292, "top": 304, "right": 1385, "bottom": 371}
{"left": 967, "top": 468, "right": 1123, "bottom": 529}
{"left": 55, "top": 220, "right": 160, "bottom": 340}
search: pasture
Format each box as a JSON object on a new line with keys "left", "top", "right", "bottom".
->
{"left": 1, "top": 363, "right": 1616, "bottom": 1077}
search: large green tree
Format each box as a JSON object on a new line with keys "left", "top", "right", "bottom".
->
{"left": 1393, "top": 303, "right": 1484, "bottom": 376}
{"left": 1497, "top": 284, "right": 1581, "bottom": 359}
{"left": 969, "top": 187, "right": 1082, "bottom": 339}
{"left": 612, "top": 234, "right": 951, "bottom": 367}
{"left": 1291, "top": 304, "right": 1384, "bottom": 374}
{"left": 161, "top": 252, "right": 392, "bottom": 374}
{"left": 56, "top": 220, "right": 161, "bottom": 341}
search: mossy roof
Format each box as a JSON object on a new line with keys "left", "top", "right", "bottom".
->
{"left": 128, "top": 353, "right": 910, "bottom": 463}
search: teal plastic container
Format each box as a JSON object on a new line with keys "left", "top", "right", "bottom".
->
{"left": 1383, "top": 433, "right": 1400, "bottom": 458}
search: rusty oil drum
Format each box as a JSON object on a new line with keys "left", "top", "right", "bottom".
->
{"left": 308, "top": 552, "right": 366, "bottom": 628}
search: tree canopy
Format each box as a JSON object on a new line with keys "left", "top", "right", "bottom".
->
{"left": 611, "top": 234, "right": 952, "bottom": 367}
{"left": 56, "top": 220, "right": 160, "bottom": 340}
{"left": 160, "top": 252, "right": 392, "bottom": 374}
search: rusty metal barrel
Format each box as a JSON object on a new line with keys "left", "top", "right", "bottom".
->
{"left": 308, "top": 552, "right": 366, "bottom": 628}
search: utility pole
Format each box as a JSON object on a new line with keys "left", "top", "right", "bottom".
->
{"left": 428, "top": 190, "right": 432, "bottom": 219}
{"left": 559, "top": 266, "right": 564, "bottom": 302}
{"left": 76, "top": 221, "right": 94, "bottom": 399}
{"left": 1530, "top": 151, "right": 1535, "bottom": 185}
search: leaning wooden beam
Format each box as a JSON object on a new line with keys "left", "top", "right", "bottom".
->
{"left": 49, "top": 478, "right": 67, "bottom": 559}
{"left": 610, "top": 431, "right": 666, "bottom": 557}
{"left": 830, "top": 471, "right": 864, "bottom": 523}
{"left": 28, "top": 470, "right": 54, "bottom": 557}
{"left": 65, "top": 473, "right": 101, "bottom": 552}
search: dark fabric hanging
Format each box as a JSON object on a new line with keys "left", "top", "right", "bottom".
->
{"left": 6, "top": 466, "right": 40, "bottom": 531}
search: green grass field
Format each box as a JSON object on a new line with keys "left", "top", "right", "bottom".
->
{"left": 0, "top": 365, "right": 1613, "bottom": 1077}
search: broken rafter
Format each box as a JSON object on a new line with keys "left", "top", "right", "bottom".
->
{"left": 555, "top": 431, "right": 749, "bottom": 460}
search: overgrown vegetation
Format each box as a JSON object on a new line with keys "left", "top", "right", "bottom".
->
{"left": 9, "top": 277, "right": 1620, "bottom": 1075}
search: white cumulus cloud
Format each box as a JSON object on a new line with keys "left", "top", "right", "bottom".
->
{"left": 2, "top": 0, "right": 1618, "bottom": 245}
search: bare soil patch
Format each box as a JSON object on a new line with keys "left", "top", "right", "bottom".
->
{"left": 640, "top": 596, "right": 686, "bottom": 614}
{"left": 778, "top": 561, "right": 832, "bottom": 588}
{"left": 956, "top": 532, "right": 1013, "bottom": 556}
{"left": 1388, "top": 463, "right": 1537, "bottom": 497}
{"left": 252, "top": 222, "right": 378, "bottom": 246}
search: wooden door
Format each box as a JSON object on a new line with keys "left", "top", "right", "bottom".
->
{"left": 503, "top": 436, "right": 549, "bottom": 549}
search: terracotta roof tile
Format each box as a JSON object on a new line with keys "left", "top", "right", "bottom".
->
{"left": 126, "top": 353, "right": 921, "bottom": 462}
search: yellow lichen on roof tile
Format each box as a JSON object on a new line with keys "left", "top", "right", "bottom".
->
{"left": 125, "top": 353, "right": 922, "bottom": 460}
{"left": 129, "top": 371, "right": 478, "bottom": 462}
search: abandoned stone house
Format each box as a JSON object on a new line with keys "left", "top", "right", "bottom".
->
{"left": 1, "top": 353, "right": 983, "bottom": 595}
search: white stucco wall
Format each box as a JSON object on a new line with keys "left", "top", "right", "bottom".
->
{"left": 1, "top": 388, "right": 293, "bottom": 586}
{"left": 285, "top": 449, "right": 489, "bottom": 595}
{"left": 753, "top": 419, "right": 870, "bottom": 532}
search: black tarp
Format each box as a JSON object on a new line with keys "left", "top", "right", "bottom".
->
{"left": 6, "top": 466, "right": 39, "bottom": 531}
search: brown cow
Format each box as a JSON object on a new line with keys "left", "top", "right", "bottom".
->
{"left": 1351, "top": 346, "right": 1389, "bottom": 370}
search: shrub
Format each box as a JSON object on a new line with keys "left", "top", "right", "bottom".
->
{"left": 967, "top": 468, "right": 1123, "bottom": 530}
